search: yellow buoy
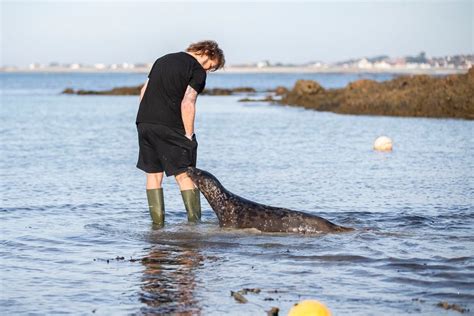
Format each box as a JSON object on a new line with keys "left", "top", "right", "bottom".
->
{"left": 373, "top": 136, "right": 393, "bottom": 151}
{"left": 288, "top": 299, "right": 332, "bottom": 316}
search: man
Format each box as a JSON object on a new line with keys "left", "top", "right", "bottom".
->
{"left": 136, "top": 40, "right": 225, "bottom": 226}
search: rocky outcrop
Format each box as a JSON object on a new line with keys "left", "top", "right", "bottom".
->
{"left": 266, "top": 86, "right": 289, "bottom": 95}
{"left": 62, "top": 86, "right": 256, "bottom": 96}
{"left": 60, "top": 69, "right": 474, "bottom": 119}
{"left": 200, "top": 87, "right": 256, "bottom": 95}
{"left": 62, "top": 85, "right": 142, "bottom": 95}
{"left": 238, "top": 95, "right": 276, "bottom": 102}
{"left": 280, "top": 67, "right": 474, "bottom": 119}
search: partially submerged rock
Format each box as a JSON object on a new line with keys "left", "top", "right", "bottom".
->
{"left": 280, "top": 67, "right": 474, "bottom": 119}
{"left": 62, "top": 85, "right": 143, "bottom": 95}
{"left": 60, "top": 68, "right": 474, "bottom": 119}
{"left": 238, "top": 95, "right": 276, "bottom": 102}
{"left": 62, "top": 85, "right": 256, "bottom": 96}
{"left": 267, "top": 86, "right": 289, "bottom": 95}
{"left": 230, "top": 288, "right": 262, "bottom": 304}
{"left": 292, "top": 80, "right": 325, "bottom": 95}
{"left": 267, "top": 307, "right": 279, "bottom": 316}
{"left": 436, "top": 301, "right": 468, "bottom": 313}
{"left": 201, "top": 87, "right": 256, "bottom": 95}
{"left": 230, "top": 291, "right": 248, "bottom": 303}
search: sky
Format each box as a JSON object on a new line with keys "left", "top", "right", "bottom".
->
{"left": 1, "top": 0, "right": 473, "bottom": 67}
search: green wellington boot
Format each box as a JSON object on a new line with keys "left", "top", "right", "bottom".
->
{"left": 181, "top": 188, "right": 201, "bottom": 222}
{"left": 146, "top": 188, "right": 165, "bottom": 226}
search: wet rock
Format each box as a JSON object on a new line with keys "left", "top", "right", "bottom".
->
{"left": 201, "top": 88, "right": 233, "bottom": 95}
{"left": 230, "top": 290, "right": 248, "bottom": 303}
{"left": 347, "top": 79, "right": 379, "bottom": 91}
{"left": 267, "top": 86, "right": 288, "bottom": 95}
{"left": 229, "top": 287, "right": 262, "bottom": 304}
{"left": 61, "top": 85, "right": 143, "bottom": 95}
{"left": 63, "top": 85, "right": 257, "bottom": 96}
{"left": 266, "top": 306, "right": 279, "bottom": 316}
{"left": 436, "top": 301, "right": 468, "bottom": 313}
{"left": 293, "top": 80, "right": 325, "bottom": 96}
{"left": 201, "top": 87, "right": 256, "bottom": 95}
{"left": 240, "top": 288, "right": 261, "bottom": 294}
{"left": 62, "top": 88, "right": 75, "bottom": 94}
{"left": 238, "top": 95, "right": 275, "bottom": 102}
{"left": 274, "top": 86, "right": 289, "bottom": 95}
{"left": 280, "top": 67, "right": 474, "bottom": 119}
{"left": 232, "top": 87, "right": 257, "bottom": 93}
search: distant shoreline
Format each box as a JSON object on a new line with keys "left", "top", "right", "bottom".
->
{"left": 0, "top": 66, "right": 468, "bottom": 75}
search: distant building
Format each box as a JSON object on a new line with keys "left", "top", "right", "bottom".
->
{"left": 120, "top": 62, "right": 134, "bottom": 69}
{"left": 28, "top": 63, "right": 45, "bottom": 69}
{"left": 309, "top": 61, "right": 328, "bottom": 68}
{"left": 10, "top": 52, "right": 472, "bottom": 73}
{"left": 419, "top": 63, "right": 431, "bottom": 69}
{"left": 374, "top": 61, "right": 392, "bottom": 69}
{"left": 357, "top": 58, "right": 373, "bottom": 69}
{"left": 406, "top": 63, "right": 419, "bottom": 69}
{"left": 256, "top": 60, "right": 270, "bottom": 68}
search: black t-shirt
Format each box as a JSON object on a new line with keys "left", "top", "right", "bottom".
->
{"left": 135, "top": 51, "right": 207, "bottom": 131}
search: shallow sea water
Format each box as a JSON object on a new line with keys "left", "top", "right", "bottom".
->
{"left": 1, "top": 72, "right": 473, "bottom": 315}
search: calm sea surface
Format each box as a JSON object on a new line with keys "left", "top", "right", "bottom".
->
{"left": 1, "top": 72, "right": 473, "bottom": 315}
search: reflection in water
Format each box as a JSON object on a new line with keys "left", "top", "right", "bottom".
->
{"left": 139, "top": 234, "right": 204, "bottom": 315}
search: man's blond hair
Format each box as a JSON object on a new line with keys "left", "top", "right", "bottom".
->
{"left": 186, "top": 40, "right": 225, "bottom": 72}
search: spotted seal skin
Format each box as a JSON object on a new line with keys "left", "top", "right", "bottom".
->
{"left": 186, "top": 167, "right": 353, "bottom": 234}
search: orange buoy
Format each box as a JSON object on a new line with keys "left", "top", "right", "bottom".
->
{"left": 288, "top": 299, "right": 332, "bottom": 316}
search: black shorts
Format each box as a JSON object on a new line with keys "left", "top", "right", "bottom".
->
{"left": 136, "top": 122, "right": 197, "bottom": 177}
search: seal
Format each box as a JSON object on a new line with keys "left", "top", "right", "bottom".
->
{"left": 186, "top": 167, "right": 353, "bottom": 234}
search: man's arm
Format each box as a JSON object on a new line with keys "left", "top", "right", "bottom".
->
{"left": 139, "top": 79, "right": 149, "bottom": 103}
{"left": 181, "top": 85, "right": 198, "bottom": 139}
